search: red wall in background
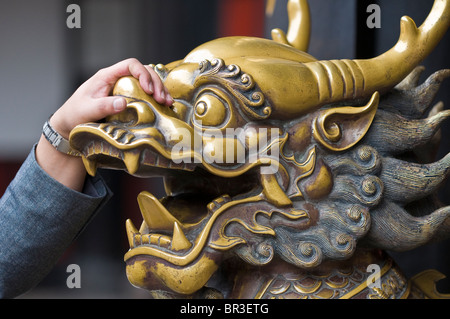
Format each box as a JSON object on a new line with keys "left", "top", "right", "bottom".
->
{"left": 217, "top": 0, "right": 266, "bottom": 38}
{"left": 0, "top": 162, "right": 21, "bottom": 196}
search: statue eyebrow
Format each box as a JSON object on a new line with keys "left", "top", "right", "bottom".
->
{"left": 194, "top": 58, "right": 271, "bottom": 120}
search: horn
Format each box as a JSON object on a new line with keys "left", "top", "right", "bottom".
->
{"left": 270, "top": 0, "right": 311, "bottom": 52}
{"left": 176, "top": 0, "right": 449, "bottom": 119}
{"left": 301, "top": 0, "right": 449, "bottom": 107}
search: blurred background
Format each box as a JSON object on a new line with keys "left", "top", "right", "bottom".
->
{"left": 0, "top": 0, "right": 449, "bottom": 298}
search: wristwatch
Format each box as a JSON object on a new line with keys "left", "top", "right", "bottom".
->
{"left": 42, "top": 118, "right": 81, "bottom": 156}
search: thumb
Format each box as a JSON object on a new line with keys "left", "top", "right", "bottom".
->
{"left": 93, "top": 96, "right": 127, "bottom": 120}
{"left": 52, "top": 97, "right": 128, "bottom": 139}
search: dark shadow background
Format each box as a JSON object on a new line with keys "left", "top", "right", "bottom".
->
{"left": 0, "top": 0, "right": 448, "bottom": 298}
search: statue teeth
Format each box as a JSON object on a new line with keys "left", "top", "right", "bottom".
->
{"left": 99, "top": 123, "right": 114, "bottom": 134}
{"left": 126, "top": 218, "right": 191, "bottom": 252}
{"left": 171, "top": 221, "right": 192, "bottom": 251}
{"left": 207, "top": 194, "right": 232, "bottom": 213}
{"left": 82, "top": 156, "right": 98, "bottom": 176}
{"left": 125, "top": 219, "right": 139, "bottom": 248}
{"left": 113, "top": 128, "right": 127, "bottom": 140}
{"left": 128, "top": 193, "right": 193, "bottom": 252}
{"left": 123, "top": 151, "right": 140, "bottom": 174}
{"left": 123, "top": 133, "right": 135, "bottom": 144}
{"left": 156, "top": 155, "right": 170, "bottom": 168}
{"left": 137, "top": 191, "right": 182, "bottom": 232}
{"left": 139, "top": 221, "right": 149, "bottom": 234}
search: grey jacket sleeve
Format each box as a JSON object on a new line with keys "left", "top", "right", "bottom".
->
{"left": 0, "top": 145, "right": 112, "bottom": 298}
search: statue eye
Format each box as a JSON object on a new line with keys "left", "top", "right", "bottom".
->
{"left": 194, "top": 94, "right": 227, "bottom": 127}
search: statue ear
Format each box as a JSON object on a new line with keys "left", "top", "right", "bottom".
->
{"left": 312, "top": 92, "right": 379, "bottom": 151}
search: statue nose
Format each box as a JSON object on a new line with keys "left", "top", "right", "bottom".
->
{"left": 131, "top": 101, "right": 156, "bottom": 125}
{"left": 106, "top": 101, "right": 156, "bottom": 126}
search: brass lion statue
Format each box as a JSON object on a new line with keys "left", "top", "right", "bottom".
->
{"left": 70, "top": 0, "right": 450, "bottom": 299}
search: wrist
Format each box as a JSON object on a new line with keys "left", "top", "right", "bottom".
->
{"left": 49, "top": 111, "right": 72, "bottom": 139}
{"left": 43, "top": 115, "right": 81, "bottom": 157}
{"left": 36, "top": 135, "right": 86, "bottom": 191}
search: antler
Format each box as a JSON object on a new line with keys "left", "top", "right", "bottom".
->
{"left": 354, "top": 0, "right": 450, "bottom": 96}
{"left": 303, "top": 0, "right": 450, "bottom": 107}
{"left": 270, "top": 0, "right": 311, "bottom": 52}
{"left": 174, "top": 0, "right": 449, "bottom": 119}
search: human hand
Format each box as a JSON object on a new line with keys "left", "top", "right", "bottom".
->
{"left": 50, "top": 58, "right": 173, "bottom": 139}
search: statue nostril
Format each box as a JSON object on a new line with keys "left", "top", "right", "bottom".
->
{"left": 106, "top": 101, "right": 156, "bottom": 126}
{"left": 126, "top": 102, "right": 156, "bottom": 125}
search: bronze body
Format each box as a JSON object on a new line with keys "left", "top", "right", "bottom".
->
{"left": 70, "top": 0, "right": 450, "bottom": 298}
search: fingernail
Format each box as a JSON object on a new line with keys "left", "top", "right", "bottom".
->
{"left": 113, "top": 98, "right": 126, "bottom": 111}
{"left": 148, "top": 82, "right": 154, "bottom": 93}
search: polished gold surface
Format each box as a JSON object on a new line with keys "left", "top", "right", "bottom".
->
{"left": 410, "top": 270, "right": 450, "bottom": 299}
{"left": 270, "top": 0, "right": 311, "bottom": 51}
{"left": 69, "top": 0, "right": 450, "bottom": 298}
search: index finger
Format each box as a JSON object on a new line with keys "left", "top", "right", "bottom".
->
{"left": 97, "top": 58, "right": 172, "bottom": 106}
{"left": 97, "top": 58, "right": 152, "bottom": 93}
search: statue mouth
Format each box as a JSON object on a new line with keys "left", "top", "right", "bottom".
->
{"left": 70, "top": 122, "right": 262, "bottom": 266}
{"left": 69, "top": 122, "right": 197, "bottom": 176}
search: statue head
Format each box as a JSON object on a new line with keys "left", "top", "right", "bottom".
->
{"left": 70, "top": 0, "right": 450, "bottom": 297}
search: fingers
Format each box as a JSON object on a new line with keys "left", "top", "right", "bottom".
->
{"left": 144, "top": 65, "right": 174, "bottom": 106}
{"left": 99, "top": 58, "right": 148, "bottom": 87}
{"left": 127, "top": 59, "right": 155, "bottom": 94}
{"left": 97, "top": 58, "right": 173, "bottom": 106}
{"left": 93, "top": 96, "right": 128, "bottom": 119}
{"left": 52, "top": 58, "right": 174, "bottom": 138}
{"left": 51, "top": 96, "right": 128, "bottom": 138}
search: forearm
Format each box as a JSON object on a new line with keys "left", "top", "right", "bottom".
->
{"left": 35, "top": 134, "right": 86, "bottom": 192}
{"left": 0, "top": 146, "right": 111, "bottom": 298}
{"left": 35, "top": 111, "right": 88, "bottom": 192}
{"left": 0, "top": 58, "right": 169, "bottom": 298}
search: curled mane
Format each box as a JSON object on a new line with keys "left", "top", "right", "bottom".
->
{"left": 233, "top": 67, "right": 450, "bottom": 269}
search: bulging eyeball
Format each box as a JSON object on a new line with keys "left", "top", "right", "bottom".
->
{"left": 194, "top": 93, "right": 227, "bottom": 127}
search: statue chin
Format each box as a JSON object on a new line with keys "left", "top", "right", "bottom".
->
{"left": 125, "top": 253, "right": 219, "bottom": 296}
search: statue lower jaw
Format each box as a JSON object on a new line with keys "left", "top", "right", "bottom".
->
{"left": 125, "top": 252, "right": 220, "bottom": 296}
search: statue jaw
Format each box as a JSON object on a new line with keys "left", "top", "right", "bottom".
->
{"left": 120, "top": 180, "right": 315, "bottom": 296}
{"left": 69, "top": 114, "right": 288, "bottom": 296}
{"left": 69, "top": 114, "right": 319, "bottom": 296}
{"left": 125, "top": 252, "right": 220, "bottom": 296}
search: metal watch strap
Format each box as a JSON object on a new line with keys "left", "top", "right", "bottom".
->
{"left": 42, "top": 118, "right": 81, "bottom": 156}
